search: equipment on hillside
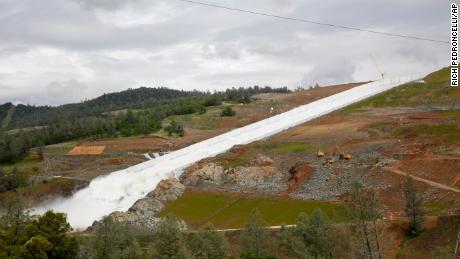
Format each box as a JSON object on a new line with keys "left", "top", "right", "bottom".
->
{"left": 334, "top": 146, "right": 352, "bottom": 160}
{"left": 317, "top": 150, "right": 325, "bottom": 157}
{"left": 322, "top": 157, "right": 335, "bottom": 166}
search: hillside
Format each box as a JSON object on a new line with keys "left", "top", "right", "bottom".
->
{"left": 0, "top": 86, "right": 289, "bottom": 164}
{"left": 164, "top": 67, "right": 460, "bottom": 257}
{"left": 0, "top": 87, "right": 205, "bottom": 130}
{"left": 0, "top": 81, "right": 358, "bottom": 209}
{"left": 178, "top": 67, "right": 460, "bottom": 211}
{"left": 2, "top": 68, "right": 458, "bottom": 257}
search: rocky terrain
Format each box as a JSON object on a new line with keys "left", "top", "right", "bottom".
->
{"left": 107, "top": 178, "right": 185, "bottom": 229}
{"left": 93, "top": 68, "right": 460, "bottom": 232}
{"left": 176, "top": 67, "right": 460, "bottom": 218}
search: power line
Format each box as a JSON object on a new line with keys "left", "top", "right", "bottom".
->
{"left": 176, "top": 0, "right": 448, "bottom": 44}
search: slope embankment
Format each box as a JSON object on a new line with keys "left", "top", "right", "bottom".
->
{"left": 33, "top": 77, "right": 417, "bottom": 228}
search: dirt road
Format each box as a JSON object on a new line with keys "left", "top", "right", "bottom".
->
{"left": 385, "top": 167, "right": 460, "bottom": 194}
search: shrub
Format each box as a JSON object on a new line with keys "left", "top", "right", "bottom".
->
{"left": 220, "top": 106, "right": 235, "bottom": 117}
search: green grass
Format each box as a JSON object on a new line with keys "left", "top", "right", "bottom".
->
{"left": 1, "top": 141, "right": 78, "bottom": 176}
{"left": 1, "top": 105, "right": 15, "bottom": 129}
{"left": 442, "top": 109, "right": 460, "bottom": 118}
{"left": 219, "top": 141, "right": 318, "bottom": 169}
{"left": 266, "top": 142, "right": 318, "bottom": 154}
{"left": 159, "top": 191, "right": 350, "bottom": 229}
{"left": 392, "top": 128, "right": 406, "bottom": 138}
{"left": 2, "top": 155, "right": 42, "bottom": 175}
{"left": 102, "top": 108, "right": 144, "bottom": 116}
{"left": 339, "top": 67, "right": 457, "bottom": 114}
{"left": 425, "top": 201, "right": 454, "bottom": 215}
{"left": 392, "top": 124, "right": 460, "bottom": 144}
{"left": 366, "top": 122, "right": 395, "bottom": 129}
{"left": 223, "top": 157, "right": 251, "bottom": 169}
{"left": 411, "top": 124, "right": 460, "bottom": 135}
{"left": 163, "top": 106, "right": 226, "bottom": 130}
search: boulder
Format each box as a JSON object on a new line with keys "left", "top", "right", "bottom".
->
{"left": 225, "top": 165, "right": 274, "bottom": 188}
{"left": 181, "top": 154, "right": 279, "bottom": 193}
{"left": 249, "top": 154, "right": 274, "bottom": 167}
{"left": 148, "top": 178, "right": 185, "bottom": 201}
{"left": 180, "top": 162, "right": 225, "bottom": 186}
{"left": 229, "top": 145, "right": 247, "bottom": 154}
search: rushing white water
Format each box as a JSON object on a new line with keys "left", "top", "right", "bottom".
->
{"left": 33, "top": 77, "right": 416, "bottom": 228}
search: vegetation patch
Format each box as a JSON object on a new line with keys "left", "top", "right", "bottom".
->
{"left": 442, "top": 109, "right": 460, "bottom": 118}
{"left": 264, "top": 142, "right": 318, "bottom": 154}
{"left": 397, "top": 215, "right": 460, "bottom": 258}
{"left": 366, "top": 121, "right": 395, "bottom": 129}
{"left": 223, "top": 157, "right": 251, "bottom": 169}
{"left": 159, "top": 190, "right": 349, "bottom": 229}
{"left": 163, "top": 106, "right": 223, "bottom": 130}
{"left": 22, "top": 178, "right": 86, "bottom": 201}
{"left": 411, "top": 124, "right": 460, "bottom": 135}
{"left": 425, "top": 201, "right": 454, "bottom": 215}
{"left": 393, "top": 124, "right": 460, "bottom": 144}
{"left": 339, "top": 67, "right": 458, "bottom": 114}
{"left": 217, "top": 141, "right": 318, "bottom": 169}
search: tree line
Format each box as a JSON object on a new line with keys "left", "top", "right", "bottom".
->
{"left": 1, "top": 86, "right": 289, "bottom": 131}
{"left": 0, "top": 178, "right": 428, "bottom": 258}
{"left": 0, "top": 86, "right": 289, "bottom": 164}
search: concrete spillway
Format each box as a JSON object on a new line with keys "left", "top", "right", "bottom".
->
{"left": 33, "top": 77, "right": 416, "bottom": 228}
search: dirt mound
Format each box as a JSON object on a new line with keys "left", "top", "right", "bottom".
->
{"left": 288, "top": 162, "right": 314, "bottom": 190}
{"left": 81, "top": 136, "right": 173, "bottom": 152}
{"left": 229, "top": 145, "right": 247, "bottom": 154}
{"left": 249, "top": 154, "right": 274, "bottom": 167}
{"left": 219, "top": 117, "right": 237, "bottom": 129}
{"left": 67, "top": 146, "right": 105, "bottom": 155}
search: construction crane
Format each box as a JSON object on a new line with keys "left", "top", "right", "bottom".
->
{"left": 370, "top": 54, "right": 385, "bottom": 80}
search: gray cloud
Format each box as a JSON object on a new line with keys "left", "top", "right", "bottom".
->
{"left": 0, "top": 0, "right": 449, "bottom": 105}
{"left": 73, "top": 0, "right": 136, "bottom": 10}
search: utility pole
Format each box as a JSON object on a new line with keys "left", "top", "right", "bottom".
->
{"left": 370, "top": 54, "right": 385, "bottom": 80}
{"left": 454, "top": 228, "right": 460, "bottom": 259}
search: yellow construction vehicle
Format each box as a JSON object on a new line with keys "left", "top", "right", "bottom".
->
{"left": 323, "top": 157, "right": 335, "bottom": 165}
{"left": 317, "top": 150, "right": 325, "bottom": 158}
{"left": 334, "top": 146, "right": 352, "bottom": 160}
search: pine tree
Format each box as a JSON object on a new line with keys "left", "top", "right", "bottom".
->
{"left": 152, "top": 216, "right": 190, "bottom": 259}
{"left": 220, "top": 106, "right": 235, "bottom": 117}
{"left": 187, "top": 223, "right": 228, "bottom": 259}
{"left": 278, "top": 209, "right": 348, "bottom": 259}
{"left": 299, "top": 209, "right": 346, "bottom": 258}
{"left": 347, "top": 182, "right": 382, "bottom": 259}
{"left": 404, "top": 175, "right": 426, "bottom": 236}
{"left": 241, "top": 209, "right": 273, "bottom": 258}
{"left": 90, "top": 217, "right": 138, "bottom": 259}
{"left": 278, "top": 224, "right": 306, "bottom": 258}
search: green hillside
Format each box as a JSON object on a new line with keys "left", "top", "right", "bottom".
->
{"left": 341, "top": 67, "right": 456, "bottom": 113}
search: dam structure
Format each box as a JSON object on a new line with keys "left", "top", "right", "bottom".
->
{"left": 34, "top": 77, "right": 417, "bottom": 228}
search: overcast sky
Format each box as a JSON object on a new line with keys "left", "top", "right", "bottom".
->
{"left": 0, "top": 0, "right": 449, "bottom": 106}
